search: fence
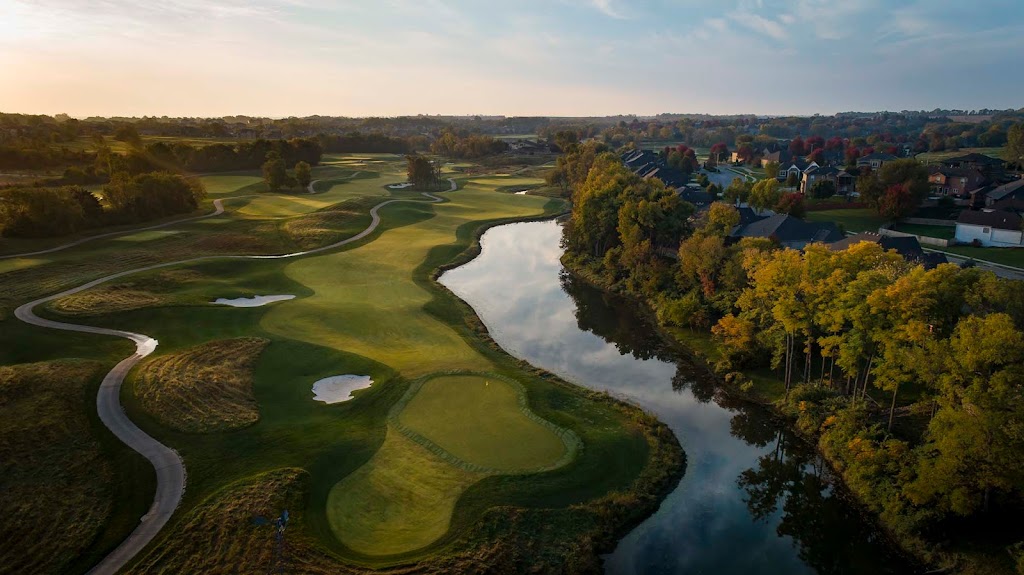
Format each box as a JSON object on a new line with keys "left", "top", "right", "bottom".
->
{"left": 878, "top": 227, "right": 952, "bottom": 247}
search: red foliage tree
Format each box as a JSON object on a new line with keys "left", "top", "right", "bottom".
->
{"left": 775, "top": 192, "right": 806, "bottom": 218}
{"left": 845, "top": 147, "right": 861, "bottom": 164}
{"left": 789, "top": 136, "right": 807, "bottom": 156}
{"left": 878, "top": 183, "right": 916, "bottom": 220}
{"left": 806, "top": 136, "right": 825, "bottom": 152}
{"left": 807, "top": 149, "right": 825, "bottom": 164}
{"left": 825, "top": 136, "right": 845, "bottom": 151}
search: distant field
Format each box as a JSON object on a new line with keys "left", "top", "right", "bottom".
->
{"left": 915, "top": 146, "right": 1006, "bottom": 164}
{"left": 806, "top": 208, "right": 886, "bottom": 233}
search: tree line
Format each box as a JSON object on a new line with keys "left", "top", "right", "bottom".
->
{"left": 0, "top": 172, "right": 205, "bottom": 238}
{"left": 560, "top": 145, "right": 1024, "bottom": 569}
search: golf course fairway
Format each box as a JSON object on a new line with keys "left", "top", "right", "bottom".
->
{"left": 2, "top": 156, "right": 683, "bottom": 572}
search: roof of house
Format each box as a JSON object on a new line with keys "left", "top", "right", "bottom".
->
{"left": 944, "top": 153, "right": 1004, "bottom": 166}
{"left": 991, "top": 198, "right": 1024, "bottom": 213}
{"left": 857, "top": 152, "right": 898, "bottom": 162}
{"left": 929, "top": 165, "right": 982, "bottom": 179}
{"left": 805, "top": 166, "right": 841, "bottom": 178}
{"left": 644, "top": 166, "right": 687, "bottom": 188}
{"left": 730, "top": 214, "right": 844, "bottom": 244}
{"left": 986, "top": 178, "right": 1024, "bottom": 202}
{"left": 829, "top": 232, "right": 949, "bottom": 268}
{"left": 679, "top": 189, "right": 717, "bottom": 206}
{"left": 736, "top": 206, "right": 768, "bottom": 226}
{"left": 957, "top": 209, "right": 1023, "bottom": 231}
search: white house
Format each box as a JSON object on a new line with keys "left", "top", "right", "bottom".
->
{"left": 955, "top": 210, "right": 1024, "bottom": 247}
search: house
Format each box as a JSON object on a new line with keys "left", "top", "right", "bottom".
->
{"left": 856, "top": 152, "right": 898, "bottom": 171}
{"left": 955, "top": 209, "right": 1024, "bottom": 247}
{"left": 736, "top": 206, "right": 768, "bottom": 226}
{"left": 729, "top": 214, "right": 844, "bottom": 249}
{"left": 760, "top": 149, "right": 793, "bottom": 169}
{"left": 642, "top": 166, "right": 687, "bottom": 189}
{"left": 943, "top": 153, "right": 1005, "bottom": 178}
{"left": 802, "top": 166, "right": 856, "bottom": 196}
{"left": 983, "top": 178, "right": 1024, "bottom": 208}
{"left": 928, "top": 166, "right": 986, "bottom": 197}
{"left": 828, "top": 233, "right": 948, "bottom": 269}
{"left": 779, "top": 160, "right": 818, "bottom": 182}
{"left": 679, "top": 188, "right": 718, "bottom": 209}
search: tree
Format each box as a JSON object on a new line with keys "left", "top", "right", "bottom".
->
{"left": 294, "top": 161, "right": 312, "bottom": 190}
{"left": 724, "top": 177, "right": 752, "bottom": 205}
{"left": 785, "top": 172, "right": 800, "bottom": 188}
{"left": 750, "top": 178, "right": 782, "bottom": 214}
{"left": 1007, "top": 122, "right": 1024, "bottom": 169}
{"left": 711, "top": 142, "right": 730, "bottom": 163}
{"left": 807, "top": 149, "right": 824, "bottom": 165}
{"left": 701, "top": 203, "right": 740, "bottom": 237}
{"left": 764, "top": 161, "right": 781, "bottom": 181}
{"left": 878, "top": 184, "right": 916, "bottom": 220}
{"left": 775, "top": 192, "right": 806, "bottom": 218}
{"left": 810, "top": 180, "right": 836, "bottom": 199}
{"left": 262, "top": 152, "right": 288, "bottom": 193}
{"left": 857, "top": 172, "right": 886, "bottom": 207}
{"left": 790, "top": 136, "right": 807, "bottom": 156}
{"left": 406, "top": 154, "right": 436, "bottom": 189}
{"left": 907, "top": 314, "right": 1024, "bottom": 516}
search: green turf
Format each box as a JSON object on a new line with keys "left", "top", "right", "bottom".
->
{"left": 806, "top": 208, "right": 887, "bottom": 233}
{"left": 0, "top": 163, "right": 666, "bottom": 570}
{"left": 891, "top": 223, "right": 956, "bottom": 240}
{"left": 915, "top": 147, "right": 1007, "bottom": 164}
{"left": 397, "top": 375, "right": 568, "bottom": 471}
{"left": 932, "top": 245, "right": 1024, "bottom": 268}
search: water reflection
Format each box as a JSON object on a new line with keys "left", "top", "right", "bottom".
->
{"left": 440, "top": 221, "right": 913, "bottom": 575}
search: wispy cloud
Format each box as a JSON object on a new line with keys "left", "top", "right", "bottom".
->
{"left": 729, "top": 12, "right": 788, "bottom": 41}
{"left": 588, "top": 0, "right": 628, "bottom": 19}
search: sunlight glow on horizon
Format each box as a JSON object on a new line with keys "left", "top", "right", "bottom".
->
{"left": 2, "top": 0, "right": 1022, "bottom": 118}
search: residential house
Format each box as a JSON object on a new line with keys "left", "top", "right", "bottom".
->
{"left": 942, "top": 153, "right": 1005, "bottom": 181}
{"left": 928, "top": 166, "right": 986, "bottom": 197}
{"left": 983, "top": 178, "right": 1024, "bottom": 208}
{"left": 780, "top": 160, "right": 818, "bottom": 182}
{"left": 828, "top": 233, "right": 948, "bottom": 269}
{"left": 856, "top": 152, "right": 898, "bottom": 171}
{"left": 679, "top": 188, "right": 718, "bottom": 209}
{"left": 801, "top": 166, "right": 856, "bottom": 196}
{"left": 955, "top": 209, "right": 1024, "bottom": 247}
{"left": 760, "top": 149, "right": 793, "bottom": 169}
{"left": 728, "top": 214, "right": 844, "bottom": 249}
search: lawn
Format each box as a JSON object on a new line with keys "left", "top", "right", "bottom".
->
{"left": 892, "top": 223, "right": 956, "bottom": 240}
{"left": 396, "top": 374, "right": 570, "bottom": 472}
{"left": 933, "top": 245, "right": 1024, "bottom": 268}
{"left": 1, "top": 165, "right": 674, "bottom": 571}
{"left": 915, "top": 147, "right": 1007, "bottom": 164}
{"left": 806, "top": 208, "right": 887, "bottom": 233}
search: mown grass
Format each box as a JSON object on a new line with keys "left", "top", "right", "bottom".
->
{"left": 892, "top": 223, "right": 956, "bottom": 240}
{"left": 2, "top": 167, "right": 680, "bottom": 572}
{"left": 934, "top": 245, "right": 1024, "bottom": 268}
{"left": 806, "top": 208, "right": 887, "bottom": 233}
{"left": 0, "top": 360, "right": 152, "bottom": 575}
{"left": 135, "top": 337, "right": 269, "bottom": 433}
{"left": 398, "top": 374, "right": 567, "bottom": 471}
{"left": 915, "top": 146, "right": 1007, "bottom": 164}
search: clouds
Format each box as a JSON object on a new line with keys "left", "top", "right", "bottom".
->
{"left": 1, "top": 0, "right": 1022, "bottom": 117}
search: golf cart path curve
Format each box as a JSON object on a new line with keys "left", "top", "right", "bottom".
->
{"left": 14, "top": 179, "right": 455, "bottom": 575}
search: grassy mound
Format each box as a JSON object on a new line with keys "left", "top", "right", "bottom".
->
{"left": 126, "top": 468, "right": 348, "bottom": 575}
{"left": 0, "top": 360, "right": 113, "bottom": 575}
{"left": 327, "top": 432, "right": 485, "bottom": 557}
{"left": 396, "top": 374, "right": 569, "bottom": 472}
{"left": 135, "top": 337, "right": 269, "bottom": 432}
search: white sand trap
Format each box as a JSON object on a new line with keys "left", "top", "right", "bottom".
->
{"left": 312, "top": 375, "right": 374, "bottom": 404}
{"left": 515, "top": 190, "right": 529, "bottom": 195}
{"left": 388, "top": 182, "right": 415, "bottom": 189}
{"left": 212, "top": 294, "right": 295, "bottom": 307}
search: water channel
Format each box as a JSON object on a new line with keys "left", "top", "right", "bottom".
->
{"left": 439, "top": 220, "right": 913, "bottom": 575}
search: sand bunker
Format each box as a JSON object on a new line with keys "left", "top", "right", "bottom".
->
{"left": 213, "top": 295, "right": 295, "bottom": 307}
{"left": 312, "top": 375, "right": 374, "bottom": 404}
{"left": 387, "top": 182, "right": 415, "bottom": 189}
{"left": 514, "top": 190, "right": 529, "bottom": 195}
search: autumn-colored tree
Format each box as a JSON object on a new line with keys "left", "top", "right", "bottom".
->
{"left": 294, "top": 160, "right": 312, "bottom": 190}
{"left": 807, "top": 149, "right": 824, "bottom": 165}
{"left": 878, "top": 183, "right": 916, "bottom": 220}
{"left": 750, "top": 178, "right": 782, "bottom": 214}
{"left": 789, "top": 136, "right": 807, "bottom": 156}
{"left": 775, "top": 192, "right": 806, "bottom": 218}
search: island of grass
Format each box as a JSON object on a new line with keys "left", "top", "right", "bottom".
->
{"left": 4, "top": 158, "right": 683, "bottom": 572}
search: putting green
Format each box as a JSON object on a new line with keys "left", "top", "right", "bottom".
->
{"left": 326, "top": 431, "right": 485, "bottom": 556}
{"left": 396, "top": 374, "right": 568, "bottom": 471}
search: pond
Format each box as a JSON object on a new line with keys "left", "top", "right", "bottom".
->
{"left": 439, "top": 220, "right": 914, "bottom": 575}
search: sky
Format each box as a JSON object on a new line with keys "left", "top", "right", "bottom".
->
{"left": 2, "top": 0, "right": 1022, "bottom": 118}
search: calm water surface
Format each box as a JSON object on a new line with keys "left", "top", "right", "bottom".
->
{"left": 440, "top": 220, "right": 914, "bottom": 575}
